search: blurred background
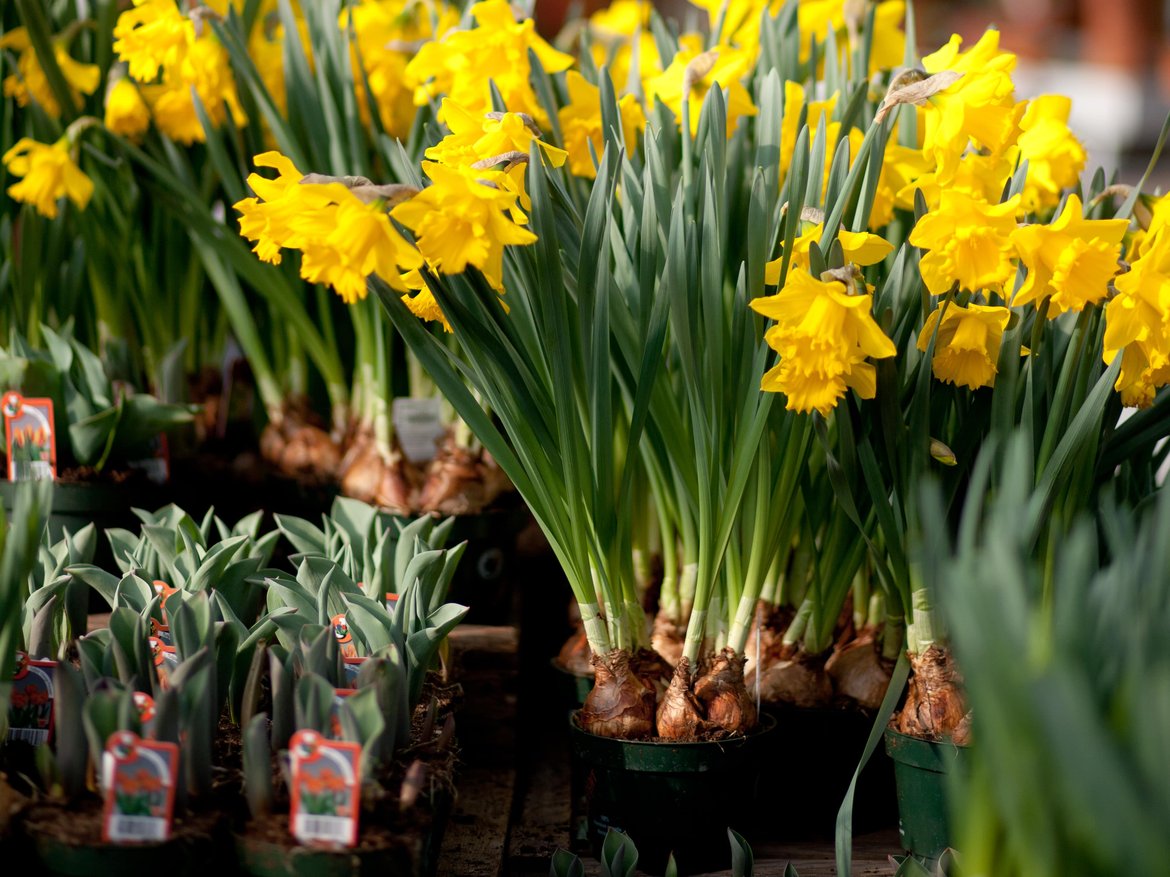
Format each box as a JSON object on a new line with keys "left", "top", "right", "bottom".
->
{"left": 916, "top": 0, "right": 1170, "bottom": 184}
{"left": 536, "top": 0, "right": 1170, "bottom": 186}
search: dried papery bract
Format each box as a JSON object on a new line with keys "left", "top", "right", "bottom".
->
{"left": 695, "top": 648, "right": 757, "bottom": 735}
{"left": 656, "top": 658, "right": 708, "bottom": 740}
{"left": 556, "top": 625, "right": 594, "bottom": 677}
{"left": 753, "top": 648, "right": 833, "bottom": 709}
{"left": 580, "top": 651, "right": 654, "bottom": 739}
{"left": 417, "top": 433, "right": 510, "bottom": 515}
{"left": 895, "top": 645, "right": 968, "bottom": 739}
{"left": 630, "top": 647, "right": 674, "bottom": 701}
{"left": 825, "top": 634, "right": 894, "bottom": 711}
{"left": 650, "top": 612, "right": 686, "bottom": 667}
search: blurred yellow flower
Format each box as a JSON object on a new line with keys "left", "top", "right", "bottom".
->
{"left": 1016, "top": 95, "right": 1087, "bottom": 214}
{"left": 3, "top": 137, "right": 93, "bottom": 219}
{"left": 405, "top": 0, "right": 573, "bottom": 127}
{"left": 391, "top": 161, "right": 537, "bottom": 291}
{"left": 143, "top": 34, "right": 246, "bottom": 145}
{"left": 750, "top": 268, "right": 896, "bottom": 415}
{"left": 780, "top": 81, "right": 838, "bottom": 184}
{"left": 917, "top": 302, "right": 1011, "bottom": 390}
{"left": 646, "top": 41, "right": 757, "bottom": 137}
{"left": 558, "top": 71, "right": 645, "bottom": 179}
{"left": 344, "top": 0, "right": 455, "bottom": 138}
{"left": 0, "top": 27, "right": 100, "bottom": 119}
{"left": 1104, "top": 233, "right": 1170, "bottom": 407}
{"left": 104, "top": 76, "right": 151, "bottom": 140}
{"left": 113, "top": 0, "right": 194, "bottom": 83}
{"left": 797, "top": 0, "right": 906, "bottom": 73}
{"left": 1011, "top": 194, "right": 1127, "bottom": 315}
{"left": 588, "top": 0, "right": 660, "bottom": 93}
{"left": 909, "top": 189, "right": 1020, "bottom": 295}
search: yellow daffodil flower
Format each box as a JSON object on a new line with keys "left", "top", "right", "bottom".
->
{"left": 3, "top": 137, "right": 93, "bottom": 219}
{"left": 0, "top": 28, "right": 100, "bottom": 119}
{"left": 1104, "top": 233, "right": 1170, "bottom": 407}
{"left": 391, "top": 161, "right": 538, "bottom": 292}
{"left": 917, "top": 302, "right": 1011, "bottom": 389}
{"left": 895, "top": 150, "right": 1015, "bottom": 214}
{"left": 920, "top": 30, "right": 1024, "bottom": 185}
{"left": 588, "top": 0, "right": 660, "bottom": 92}
{"left": 427, "top": 100, "right": 568, "bottom": 170}
{"left": 750, "top": 268, "right": 896, "bottom": 415}
{"left": 764, "top": 223, "right": 893, "bottom": 284}
{"left": 1011, "top": 194, "right": 1127, "bottom": 315}
{"left": 558, "top": 71, "right": 645, "bottom": 179}
{"left": 909, "top": 189, "right": 1021, "bottom": 295}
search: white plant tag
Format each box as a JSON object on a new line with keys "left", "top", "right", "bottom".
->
{"left": 392, "top": 398, "right": 444, "bottom": 463}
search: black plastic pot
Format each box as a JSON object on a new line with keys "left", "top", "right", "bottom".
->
{"left": 758, "top": 703, "right": 898, "bottom": 838}
{"left": 0, "top": 479, "right": 166, "bottom": 542}
{"left": 884, "top": 727, "right": 968, "bottom": 860}
{"left": 237, "top": 835, "right": 419, "bottom": 877}
{"left": 569, "top": 712, "right": 775, "bottom": 876}
{"left": 236, "top": 788, "right": 452, "bottom": 877}
{"left": 550, "top": 658, "right": 593, "bottom": 708}
{"left": 22, "top": 822, "right": 221, "bottom": 876}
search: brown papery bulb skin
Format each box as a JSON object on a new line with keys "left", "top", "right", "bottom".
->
{"left": 695, "top": 648, "right": 758, "bottom": 736}
{"left": 895, "top": 645, "right": 967, "bottom": 741}
{"left": 656, "top": 657, "right": 707, "bottom": 740}
{"left": 579, "top": 650, "right": 655, "bottom": 739}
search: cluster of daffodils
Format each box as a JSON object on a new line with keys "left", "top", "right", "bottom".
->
{"left": 4, "top": 0, "right": 1170, "bottom": 414}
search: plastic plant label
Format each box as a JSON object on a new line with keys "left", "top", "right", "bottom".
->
{"left": 342, "top": 657, "right": 366, "bottom": 688}
{"left": 2, "top": 392, "right": 56, "bottom": 481}
{"left": 8, "top": 651, "right": 56, "bottom": 745}
{"left": 152, "top": 580, "right": 179, "bottom": 622}
{"left": 385, "top": 593, "right": 400, "bottom": 614}
{"left": 289, "top": 729, "right": 361, "bottom": 848}
{"left": 133, "top": 692, "right": 156, "bottom": 738}
{"left": 392, "top": 397, "right": 445, "bottom": 463}
{"left": 101, "top": 730, "right": 179, "bottom": 844}
{"left": 329, "top": 688, "right": 355, "bottom": 739}
{"left": 149, "top": 637, "right": 179, "bottom": 689}
{"left": 331, "top": 614, "right": 358, "bottom": 659}
{"left": 150, "top": 617, "right": 173, "bottom": 648}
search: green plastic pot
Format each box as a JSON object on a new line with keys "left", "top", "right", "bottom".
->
{"left": 569, "top": 711, "right": 776, "bottom": 876}
{"left": 884, "top": 727, "right": 968, "bottom": 859}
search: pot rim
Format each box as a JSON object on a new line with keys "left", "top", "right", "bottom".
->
{"left": 568, "top": 708, "right": 777, "bottom": 748}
